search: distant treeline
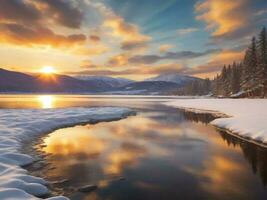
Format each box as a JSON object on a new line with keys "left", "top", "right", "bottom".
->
{"left": 177, "top": 78, "right": 211, "bottom": 96}
{"left": 213, "top": 27, "right": 267, "bottom": 98}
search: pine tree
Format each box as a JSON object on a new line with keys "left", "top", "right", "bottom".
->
{"left": 214, "top": 75, "right": 220, "bottom": 96}
{"left": 203, "top": 78, "right": 211, "bottom": 95}
{"left": 257, "top": 27, "right": 267, "bottom": 96}
{"left": 231, "top": 62, "right": 241, "bottom": 94}
{"left": 212, "top": 28, "right": 267, "bottom": 97}
{"left": 242, "top": 37, "right": 257, "bottom": 90}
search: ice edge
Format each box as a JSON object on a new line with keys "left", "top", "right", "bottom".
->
{"left": 0, "top": 107, "right": 134, "bottom": 200}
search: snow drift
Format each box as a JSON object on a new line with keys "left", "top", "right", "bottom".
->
{"left": 0, "top": 107, "right": 133, "bottom": 200}
{"left": 164, "top": 99, "right": 267, "bottom": 144}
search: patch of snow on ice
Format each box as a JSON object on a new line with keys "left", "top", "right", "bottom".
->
{"left": 0, "top": 107, "right": 133, "bottom": 200}
{"left": 164, "top": 99, "right": 267, "bottom": 143}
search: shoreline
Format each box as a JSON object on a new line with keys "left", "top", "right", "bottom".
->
{"left": 21, "top": 113, "right": 136, "bottom": 198}
{"left": 186, "top": 108, "right": 267, "bottom": 148}
{"left": 0, "top": 107, "right": 135, "bottom": 200}
{"left": 163, "top": 99, "right": 267, "bottom": 149}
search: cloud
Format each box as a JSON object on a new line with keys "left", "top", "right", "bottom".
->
{"left": 0, "top": 0, "right": 83, "bottom": 29}
{"left": 121, "top": 40, "right": 148, "bottom": 51}
{"left": 89, "top": 35, "right": 101, "bottom": 42}
{"left": 159, "top": 44, "right": 173, "bottom": 53}
{"left": 73, "top": 45, "right": 108, "bottom": 56}
{"left": 0, "top": 23, "right": 86, "bottom": 48}
{"left": 104, "top": 16, "right": 150, "bottom": 42}
{"left": 165, "top": 49, "right": 221, "bottom": 59}
{"left": 195, "top": 0, "right": 247, "bottom": 37}
{"left": 255, "top": 8, "right": 267, "bottom": 16}
{"left": 67, "top": 63, "right": 185, "bottom": 77}
{"left": 0, "top": 0, "right": 41, "bottom": 24}
{"left": 80, "top": 59, "right": 98, "bottom": 69}
{"left": 195, "top": 0, "right": 266, "bottom": 42}
{"left": 89, "top": 1, "right": 151, "bottom": 51}
{"left": 0, "top": 0, "right": 87, "bottom": 49}
{"left": 37, "top": 0, "right": 83, "bottom": 28}
{"left": 129, "top": 49, "right": 221, "bottom": 64}
{"left": 76, "top": 49, "right": 243, "bottom": 79}
{"left": 108, "top": 54, "right": 130, "bottom": 67}
{"left": 104, "top": 15, "right": 151, "bottom": 51}
{"left": 176, "top": 28, "right": 199, "bottom": 35}
{"left": 129, "top": 55, "right": 161, "bottom": 65}
{"left": 188, "top": 49, "right": 245, "bottom": 77}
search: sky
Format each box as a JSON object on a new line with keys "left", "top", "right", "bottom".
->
{"left": 0, "top": 0, "right": 266, "bottom": 80}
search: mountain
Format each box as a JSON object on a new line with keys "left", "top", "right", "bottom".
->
{"left": 146, "top": 73, "right": 200, "bottom": 85}
{"left": 76, "top": 76, "right": 134, "bottom": 87}
{"left": 0, "top": 68, "right": 37, "bottom": 92}
{"left": 0, "top": 68, "right": 201, "bottom": 95}
{"left": 0, "top": 68, "right": 111, "bottom": 93}
{"left": 105, "top": 73, "right": 202, "bottom": 95}
{"left": 108, "top": 81, "right": 181, "bottom": 95}
{"left": 34, "top": 74, "right": 112, "bottom": 92}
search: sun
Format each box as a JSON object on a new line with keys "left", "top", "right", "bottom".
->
{"left": 41, "top": 66, "right": 56, "bottom": 74}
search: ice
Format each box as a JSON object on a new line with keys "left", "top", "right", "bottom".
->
{"left": 0, "top": 107, "right": 133, "bottom": 199}
{"left": 164, "top": 99, "right": 267, "bottom": 144}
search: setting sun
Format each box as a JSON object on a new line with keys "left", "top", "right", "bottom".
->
{"left": 41, "top": 66, "right": 56, "bottom": 74}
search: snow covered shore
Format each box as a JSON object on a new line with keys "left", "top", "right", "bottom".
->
{"left": 0, "top": 107, "right": 133, "bottom": 200}
{"left": 164, "top": 99, "right": 267, "bottom": 144}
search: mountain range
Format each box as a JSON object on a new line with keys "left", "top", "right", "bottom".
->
{"left": 0, "top": 68, "right": 201, "bottom": 94}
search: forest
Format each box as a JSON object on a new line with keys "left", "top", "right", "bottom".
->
{"left": 213, "top": 27, "right": 267, "bottom": 98}
{"left": 179, "top": 27, "right": 267, "bottom": 98}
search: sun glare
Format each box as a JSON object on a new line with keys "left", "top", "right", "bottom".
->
{"left": 41, "top": 66, "right": 55, "bottom": 74}
{"left": 38, "top": 95, "right": 54, "bottom": 109}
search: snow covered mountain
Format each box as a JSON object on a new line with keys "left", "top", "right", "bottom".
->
{"left": 0, "top": 68, "right": 200, "bottom": 95}
{"left": 146, "top": 73, "right": 200, "bottom": 85}
{"left": 76, "top": 76, "right": 134, "bottom": 88}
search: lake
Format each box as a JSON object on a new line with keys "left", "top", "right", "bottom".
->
{"left": 1, "top": 95, "right": 267, "bottom": 200}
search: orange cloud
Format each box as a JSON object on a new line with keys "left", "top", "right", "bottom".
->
{"left": 102, "top": 12, "right": 150, "bottom": 51}
{"left": 80, "top": 59, "right": 98, "bottom": 69}
{"left": 104, "top": 16, "right": 150, "bottom": 42}
{"left": 68, "top": 63, "right": 185, "bottom": 79}
{"left": 73, "top": 45, "right": 108, "bottom": 56}
{"left": 89, "top": 35, "right": 101, "bottom": 43}
{"left": 0, "top": 23, "right": 86, "bottom": 48}
{"left": 0, "top": 0, "right": 86, "bottom": 49}
{"left": 190, "top": 49, "right": 244, "bottom": 78}
{"left": 108, "top": 53, "right": 130, "bottom": 67}
{"left": 159, "top": 44, "right": 173, "bottom": 53}
{"left": 195, "top": 0, "right": 248, "bottom": 37}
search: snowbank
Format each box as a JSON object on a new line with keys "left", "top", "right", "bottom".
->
{"left": 0, "top": 107, "right": 133, "bottom": 200}
{"left": 164, "top": 99, "right": 267, "bottom": 144}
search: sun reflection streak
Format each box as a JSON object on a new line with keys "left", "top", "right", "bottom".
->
{"left": 38, "top": 95, "right": 54, "bottom": 109}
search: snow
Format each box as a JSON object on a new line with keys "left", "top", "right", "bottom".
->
{"left": 103, "top": 89, "right": 147, "bottom": 95}
{"left": 0, "top": 107, "right": 133, "bottom": 200}
{"left": 164, "top": 99, "right": 267, "bottom": 144}
{"left": 146, "top": 73, "right": 198, "bottom": 84}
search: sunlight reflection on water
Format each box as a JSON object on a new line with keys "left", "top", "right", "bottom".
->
{"left": 36, "top": 105, "right": 267, "bottom": 200}
{"left": 38, "top": 95, "right": 54, "bottom": 108}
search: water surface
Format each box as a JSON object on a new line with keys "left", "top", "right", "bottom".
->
{"left": 1, "top": 95, "right": 267, "bottom": 200}
{"left": 35, "top": 103, "right": 267, "bottom": 200}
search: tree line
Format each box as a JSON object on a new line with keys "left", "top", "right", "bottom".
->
{"left": 213, "top": 27, "right": 267, "bottom": 97}
{"left": 177, "top": 78, "right": 211, "bottom": 96}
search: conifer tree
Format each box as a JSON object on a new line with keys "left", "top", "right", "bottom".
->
{"left": 242, "top": 37, "right": 257, "bottom": 90}
{"left": 231, "top": 62, "right": 241, "bottom": 94}
{"left": 257, "top": 27, "right": 267, "bottom": 96}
